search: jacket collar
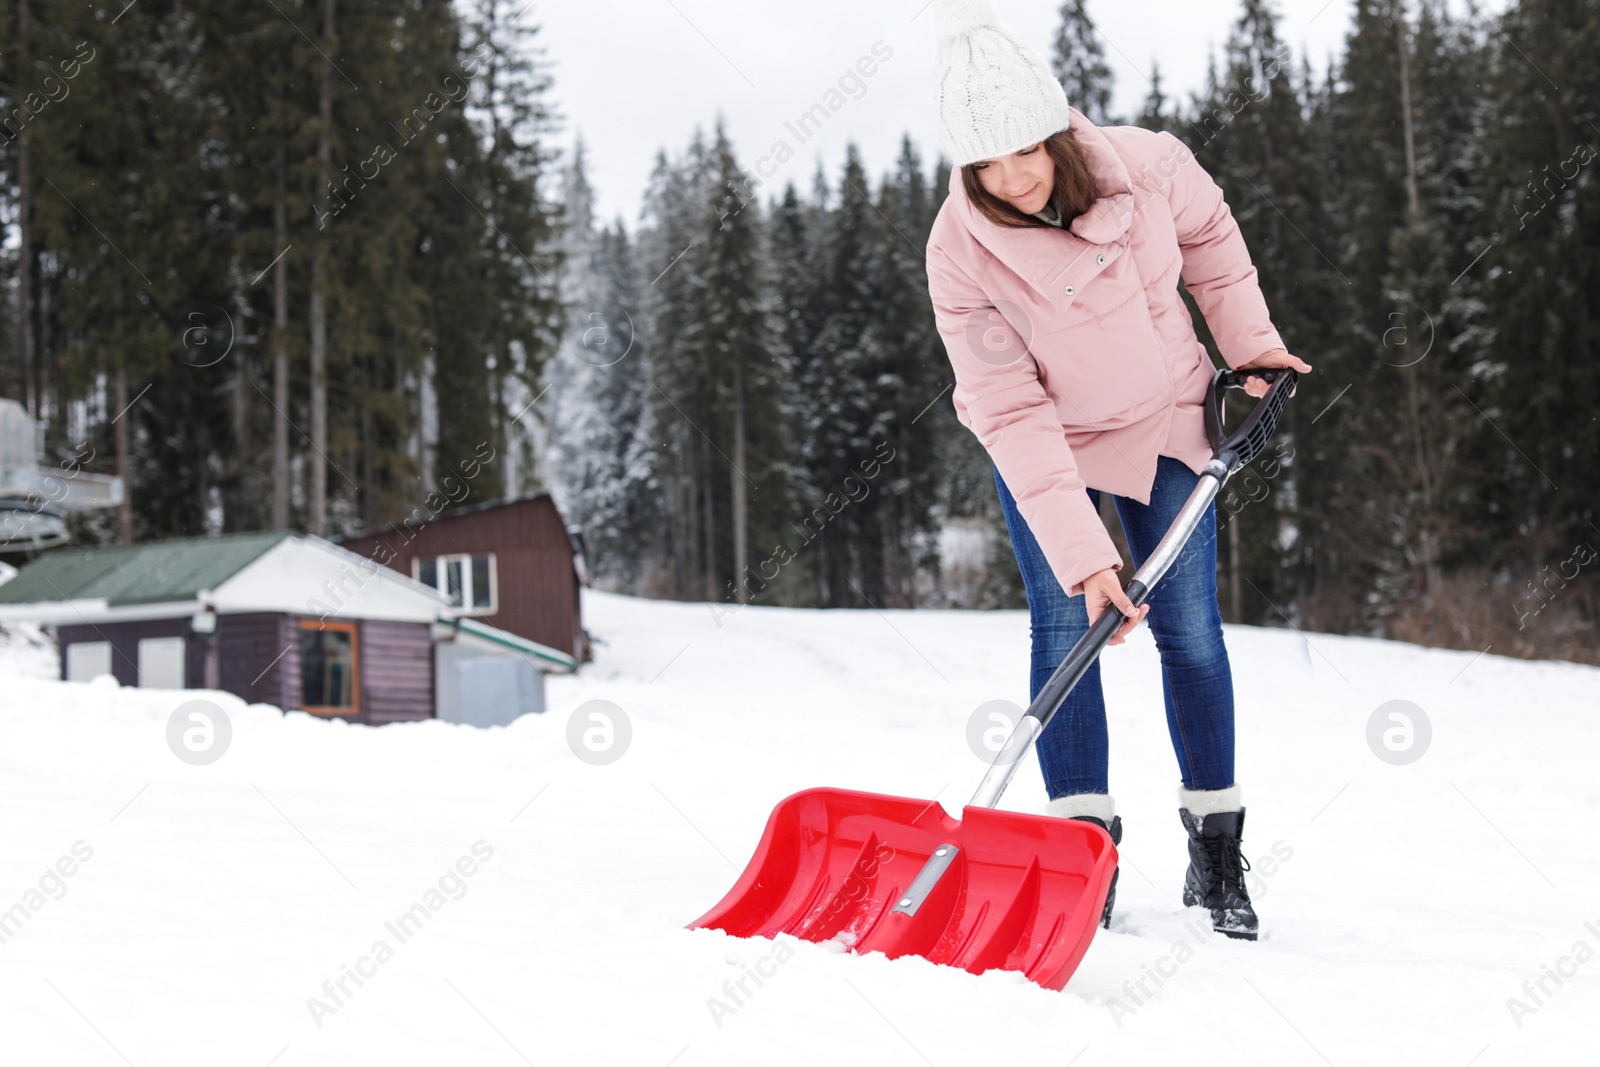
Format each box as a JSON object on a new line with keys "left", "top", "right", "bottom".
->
{"left": 946, "top": 106, "right": 1136, "bottom": 294}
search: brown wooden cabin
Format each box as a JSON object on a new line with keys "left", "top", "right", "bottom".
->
{"left": 337, "top": 493, "right": 589, "bottom": 664}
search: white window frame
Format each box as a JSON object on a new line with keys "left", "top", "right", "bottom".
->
{"left": 413, "top": 552, "right": 498, "bottom": 615}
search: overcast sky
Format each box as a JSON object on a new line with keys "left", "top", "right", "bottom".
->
{"left": 527, "top": 0, "right": 1505, "bottom": 228}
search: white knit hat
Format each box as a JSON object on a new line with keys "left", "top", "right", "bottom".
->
{"left": 928, "top": 0, "right": 1073, "bottom": 167}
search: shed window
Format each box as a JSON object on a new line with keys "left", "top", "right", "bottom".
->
{"left": 65, "top": 641, "right": 113, "bottom": 683}
{"left": 299, "top": 620, "right": 359, "bottom": 716}
{"left": 137, "top": 636, "right": 187, "bottom": 689}
{"left": 414, "top": 553, "right": 497, "bottom": 613}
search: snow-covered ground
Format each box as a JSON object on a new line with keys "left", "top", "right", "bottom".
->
{"left": 1, "top": 590, "right": 1596, "bottom": 1066}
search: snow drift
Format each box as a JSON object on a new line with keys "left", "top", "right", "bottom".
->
{"left": 0, "top": 589, "right": 1595, "bottom": 1065}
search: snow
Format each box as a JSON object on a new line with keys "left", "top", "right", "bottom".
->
{"left": 1, "top": 589, "right": 1597, "bottom": 1065}
{"left": 0, "top": 620, "right": 59, "bottom": 681}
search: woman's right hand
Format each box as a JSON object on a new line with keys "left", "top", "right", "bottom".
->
{"left": 1082, "top": 567, "right": 1148, "bottom": 646}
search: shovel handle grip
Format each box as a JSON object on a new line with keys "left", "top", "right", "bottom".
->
{"left": 1205, "top": 367, "right": 1297, "bottom": 472}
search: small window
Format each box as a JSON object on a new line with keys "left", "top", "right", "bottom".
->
{"left": 137, "top": 636, "right": 187, "bottom": 689}
{"left": 299, "top": 620, "right": 359, "bottom": 716}
{"left": 471, "top": 555, "right": 493, "bottom": 609}
{"left": 445, "top": 557, "right": 464, "bottom": 604}
{"left": 66, "top": 641, "right": 114, "bottom": 683}
{"left": 412, "top": 552, "right": 497, "bottom": 614}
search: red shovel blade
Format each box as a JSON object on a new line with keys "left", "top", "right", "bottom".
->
{"left": 687, "top": 787, "right": 1116, "bottom": 991}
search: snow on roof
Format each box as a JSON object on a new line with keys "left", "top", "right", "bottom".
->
{"left": 0, "top": 531, "right": 454, "bottom": 624}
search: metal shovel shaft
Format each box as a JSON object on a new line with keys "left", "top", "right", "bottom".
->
{"left": 967, "top": 457, "right": 1230, "bottom": 810}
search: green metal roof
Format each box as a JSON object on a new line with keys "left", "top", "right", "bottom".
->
{"left": 0, "top": 531, "right": 291, "bottom": 607}
{"left": 450, "top": 616, "right": 578, "bottom": 671}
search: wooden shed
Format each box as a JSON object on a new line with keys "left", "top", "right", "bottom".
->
{"left": 338, "top": 493, "right": 589, "bottom": 664}
{"left": 0, "top": 531, "right": 576, "bottom": 726}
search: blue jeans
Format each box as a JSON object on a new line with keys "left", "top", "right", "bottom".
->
{"left": 993, "top": 456, "right": 1236, "bottom": 799}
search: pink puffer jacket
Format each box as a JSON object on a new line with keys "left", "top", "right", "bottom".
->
{"left": 926, "top": 106, "right": 1285, "bottom": 598}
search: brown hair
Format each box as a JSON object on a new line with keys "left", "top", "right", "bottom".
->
{"left": 960, "top": 128, "right": 1097, "bottom": 229}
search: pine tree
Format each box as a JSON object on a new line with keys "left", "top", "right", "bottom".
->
{"left": 803, "top": 144, "right": 883, "bottom": 607}
{"left": 638, "top": 132, "right": 715, "bottom": 599}
{"left": 763, "top": 180, "right": 827, "bottom": 604}
{"left": 546, "top": 140, "right": 662, "bottom": 592}
{"left": 1473, "top": 0, "right": 1600, "bottom": 580}
{"left": 193, "top": 0, "right": 316, "bottom": 533}
{"left": 1136, "top": 61, "right": 1171, "bottom": 131}
{"left": 707, "top": 125, "right": 791, "bottom": 604}
{"left": 859, "top": 135, "right": 942, "bottom": 606}
{"left": 24, "top": 0, "right": 234, "bottom": 539}
{"left": 1366, "top": 0, "right": 1489, "bottom": 638}
{"left": 1050, "top": 0, "right": 1115, "bottom": 124}
{"left": 1178, "top": 0, "right": 1331, "bottom": 624}
{"left": 458, "top": 0, "right": 565, "bottom": 502}
{"left": 1, "top": 0, "right": 568, "bottom": 547}
{"left": 1273, "top": 0, "right": 1417, "bottom": 632}
{"left": 593, "top": 219, "right": 667, "bottom": 592}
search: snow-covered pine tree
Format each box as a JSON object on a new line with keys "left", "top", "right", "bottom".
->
{"left": 545, "top": 138, "right": 663, "bottom": 592}
{"left": 858, "top": 135, "right": 943, "bottom": 607}
{"left": 802, "top": 144, "right": 884, "bottom": 607}
{"left": 919, "top": 147, "right": 1025, "bottom": 610}
{"left": 638, "top": 131, "right": 716, "bottom": 599}
{"left": 700, "top": 119, "right": 794, "bottom": 607}
{"left": 775, "top": 160, "right": 840, "bottom": 604}
{"left": 593, "top": 219, "right": 667, "bottom": 593}
{"left": 763, "top": 180, "right": 828, "bottom": 604}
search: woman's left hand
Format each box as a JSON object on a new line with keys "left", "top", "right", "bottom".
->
{"left": 1235, "top": 348, "right": 1312, "bottom": 397}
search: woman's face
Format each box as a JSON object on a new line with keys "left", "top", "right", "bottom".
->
{"left": 973, "top": 141, "right": 1054, "bottom": 213}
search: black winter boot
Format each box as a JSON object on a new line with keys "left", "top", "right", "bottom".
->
{"left": 1178, "top": 807, "right": 1258, "bottom": 940}
{"left": 1069, "top": 815, "right": 1122, "bottom": 929}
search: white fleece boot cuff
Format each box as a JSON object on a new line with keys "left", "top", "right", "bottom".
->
{"left": 1177, "top": 784, "right": 1242, "bottom": 816}
{"left": 1045, "top": 793, "right": 1115, "bottom": 824}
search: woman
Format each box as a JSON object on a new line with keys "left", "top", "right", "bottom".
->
{"left": 925, "top": 0, "right": 1312, "bottom": 939}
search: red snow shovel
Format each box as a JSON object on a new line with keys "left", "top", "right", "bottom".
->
{"left": 688, "top": 368, "right": 1298, "bottom": 990}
